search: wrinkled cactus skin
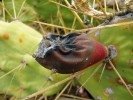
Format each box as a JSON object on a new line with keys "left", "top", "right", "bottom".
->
{"left": 34, "top": 33, "right": 108, "bottom": 74}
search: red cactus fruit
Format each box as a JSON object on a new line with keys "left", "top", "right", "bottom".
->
{"left": 34, "top": 33, "right": 108, "bottom": 74}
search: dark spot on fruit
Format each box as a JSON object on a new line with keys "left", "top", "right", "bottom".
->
{"left": 2, "top": 34, "right": 9, "bottom": 40}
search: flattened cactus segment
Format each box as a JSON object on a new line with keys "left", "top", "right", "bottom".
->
{"left": 78, "top": 24, "right": 133, "bottom": 100}
{"left": 0, "top": 21, "right": 69, "bottom": 98}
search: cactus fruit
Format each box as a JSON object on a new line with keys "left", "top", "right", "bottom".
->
{"left": 34, "top": 33, "right": 108, "bottom": 74}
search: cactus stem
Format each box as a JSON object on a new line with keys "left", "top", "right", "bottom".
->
{"left": 109, "top": 60, "right": 133, "bottom": 96}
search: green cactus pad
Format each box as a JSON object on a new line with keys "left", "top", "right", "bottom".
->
{"left": 78, "top": 23, "right": 133, "bottom": 100}
{"left": 0, "top": 21, "right": 69, "bottom": 98}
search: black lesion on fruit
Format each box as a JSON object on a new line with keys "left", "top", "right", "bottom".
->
{"left": 33, "top": 33, "right": 79, "bottom": 58}
{"left": 33, "top": 33, "right": 94, "bottom": 74}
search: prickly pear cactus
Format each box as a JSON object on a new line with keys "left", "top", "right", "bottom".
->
{"left": 0, "top": 0, "right": 133, "bottom": 99}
